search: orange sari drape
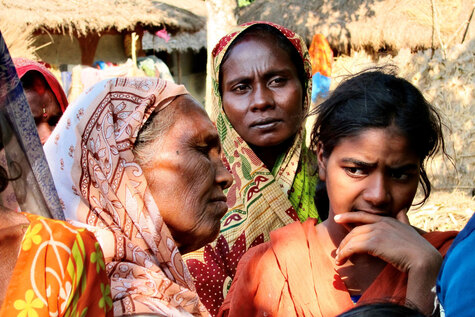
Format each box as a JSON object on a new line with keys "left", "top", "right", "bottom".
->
{"left": 218, "top": 219, "right": 456, "bottom": 317}
{"left": 0, "top": 213, "right": 112, "bottom": 316}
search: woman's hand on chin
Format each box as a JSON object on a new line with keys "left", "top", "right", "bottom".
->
{"left": 333, "top": 211, "right": 442, "bottom": 315}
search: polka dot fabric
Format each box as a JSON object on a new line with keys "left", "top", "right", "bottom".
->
{"left": 184, "top": 21, "right": 320, "bottom": 316}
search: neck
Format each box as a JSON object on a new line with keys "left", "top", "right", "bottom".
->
{"left": 250, "top": 137, "right": 295, "bottom": 171}
{"left": 322, "top": 216, "right": 387, "bottom": 296}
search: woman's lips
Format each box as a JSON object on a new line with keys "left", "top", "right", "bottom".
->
{"left": 250, "top": 118, "right": 282, "bottom": 129}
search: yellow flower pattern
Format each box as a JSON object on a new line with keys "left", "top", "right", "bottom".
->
{"left": 21, "top": 223, "right": 42, "bottom": 251}
{"left": 0, "top": 213, "right": 112, "bottom": 316}
{"left": 13, "top": 289, "right": 43, "bottom": 317}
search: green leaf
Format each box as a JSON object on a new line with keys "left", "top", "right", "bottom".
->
{"left": 217, "top": 115, "right": 227, "bottom": 141}
{"left": 240, "top": 154, "right": 252, "bottom": 180}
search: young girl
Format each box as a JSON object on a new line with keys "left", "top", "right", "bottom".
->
{"left": 217, "top": 68, "right": 458, "bottom": 317}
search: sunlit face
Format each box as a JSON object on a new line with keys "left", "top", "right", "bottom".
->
{"left": 142, "top": 95, "right": 233, "bottom": 254}
{"left": 25, "top": 87, "right": 62, "bottom": 145}
{"left": 221, "top": 34, "right": 304, "bottom": 149}
{"left": 317, "top": 127, "right": 421, "bottom": 222}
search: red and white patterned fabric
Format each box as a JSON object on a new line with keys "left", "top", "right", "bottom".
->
{"left": 44, "top": 77, "right": 209, "bottom": 316}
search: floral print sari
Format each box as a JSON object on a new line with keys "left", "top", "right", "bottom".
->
{"left": 0, "top": 213, "right": 112, "bottom": 316}
{"left": 184, "top": 21, "right": 320, "bottom": 315}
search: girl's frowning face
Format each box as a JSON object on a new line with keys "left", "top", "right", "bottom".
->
{"left": 317, "top": 127, "right": 421, "bottom": 221}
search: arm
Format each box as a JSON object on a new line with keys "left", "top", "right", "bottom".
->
{"left": 334, "top": 212, "right": 442, "bottom": 316}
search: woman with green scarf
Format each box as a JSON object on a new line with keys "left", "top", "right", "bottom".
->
{"left": 184, "top": 21, "right": 320, "bottom": 315}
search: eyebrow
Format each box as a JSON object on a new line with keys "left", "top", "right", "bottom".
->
{"left": 341, "top": 158, "right": 377, "bottom": 168}
{"left": 341, "top": 158, "right": 419, "bottom": 171}
{"left": 224, "top": 67, "right": 294, "bottom": 87}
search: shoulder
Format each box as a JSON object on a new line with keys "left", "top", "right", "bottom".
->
{"left": 23, "top": 213, "right": 98, "bottom": 247}
{"left": 436, "top": 216, "right": 475, "bottom": 315}
{"left": 270, "top": 218, "right": 318, "bottom": 245}
{"left": 422, "top": 230, "right": 458, "bottom": 256}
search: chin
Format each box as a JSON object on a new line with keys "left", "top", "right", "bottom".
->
{"left": 181, "top": 224, "right": 221, "bottom": 255}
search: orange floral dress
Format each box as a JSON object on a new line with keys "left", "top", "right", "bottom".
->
{"left": 0, "top": 213, "right": 112, "bottom": 316}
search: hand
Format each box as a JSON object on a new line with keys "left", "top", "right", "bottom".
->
{"left": 334, "top": 211, "right": 442, "bottom": 315}
{"left": 334, "top": 211, "right": 439, "bottom": 270}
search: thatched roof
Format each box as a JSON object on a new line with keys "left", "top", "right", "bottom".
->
{"left": 140, "top": 0, "right": 207, "bottom": 52}
{"left": 0, "top": 0, "right": 205, "bottom": 36}
{"left": 142, "top": 29, "right": 206, "bottom": 52}
{"left": 239, "top": 0, "right": 474, "bottom": 53}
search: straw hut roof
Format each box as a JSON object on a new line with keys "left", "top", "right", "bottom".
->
{"left": 239, "top": 0, "right": 474, "bottom": 53}
{"left": 142, "top": 0, "right": 207, "bottom": 52}
{"left": 0, "top": 0, "right": 205, "bottom": 36}
{"left": 142, "top": 28, "right": 206, "bottom": 52}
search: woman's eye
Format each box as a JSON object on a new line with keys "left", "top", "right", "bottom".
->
{"left": 196, "top": 145, "right": 212, "bottom": 156}
{"left": 344, "top": 167, "right": 366, "bottom": 176}
{"left": 391, "top": 171, "right": 410, "bottom": 181}
{"left": 270, "top": 77, "right": 287, "bottom": 86}
{"left": 233, "top": 84, "right": 248, "bottom": 92}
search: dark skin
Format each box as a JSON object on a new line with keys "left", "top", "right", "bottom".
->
{"left": 24, "top": 77, "right": 62, "bottom": 145}
{"left": 221, "top": 33, "right": 304, "bottom": 170}
{"left": 0, "top": 209, "right": 29, "bottom": 307}
{"left": 141, "top": 95, "right": 233, "bottom": 254}
{"left": 316, "top": 127, "right": 442, "bottom": 315}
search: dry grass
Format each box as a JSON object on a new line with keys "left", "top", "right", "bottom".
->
{"left": 239, "top": 0, "right": 474, "bottom": 54}
{"left": 0, "top": 21, "right": 39, "bottom": 60}
{"left": 409, "top": 190, "right": 474, "bottom": 231}
{"left": 0, "top": 0, "right": 205, "bottom": 36}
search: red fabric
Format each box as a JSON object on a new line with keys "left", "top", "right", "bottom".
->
{"left": 218, "top": 219, "right": 457, "bottom": 317}
{"left": 13, "top": 58, "right": 68, "bottom": 112}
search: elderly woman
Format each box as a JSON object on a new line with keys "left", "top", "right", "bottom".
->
{"left": 44, "top": 77, "right": 233, "bottom": 316}
{"left": 14, "top": 58, "right": 69, "bottom": 145}
{"left": 184, "top": 21, "right": 321, "bottom": 314}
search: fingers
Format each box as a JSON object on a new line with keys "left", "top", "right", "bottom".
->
{"left": 334, "top": 212, "right": 384, "bottom": 225}
{"left": 335, "top": 224, "right": 381, "bottom": 265}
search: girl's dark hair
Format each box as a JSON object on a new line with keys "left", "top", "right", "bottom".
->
{"left": 310, "top": 66, "right": 449, "bottom": 206}
{"left": 219, "top": 23, "right": 307, "bottom": 99}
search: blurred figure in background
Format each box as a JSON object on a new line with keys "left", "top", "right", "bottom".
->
{"left": 308, "top": 33, "right": 332, "bottom": 103}
{"left": 13, "top": 58, "right": 68, "bottom": 144}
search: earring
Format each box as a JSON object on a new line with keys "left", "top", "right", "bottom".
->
{"left": 42, "top": 106, "right": 47, "bottom": 118}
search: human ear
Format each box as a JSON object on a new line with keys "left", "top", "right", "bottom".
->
{"left": 316, "top": 141, "right": 327, "bottom": 182}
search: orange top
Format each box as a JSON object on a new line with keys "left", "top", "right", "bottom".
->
{"left": 219, "top": 219, "right": 456, "bottom": 317}
{"left": 0, "top": 213, "right": 112, "bottom": 316}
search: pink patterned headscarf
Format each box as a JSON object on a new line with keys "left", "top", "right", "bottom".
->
{"left": 44, "top": 77, "right": 209, "bottom": 316}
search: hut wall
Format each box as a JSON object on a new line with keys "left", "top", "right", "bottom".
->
{"left": 34, "top": 34, "right": 81, "bottom": 65}
{"left": 33, "top": 34, "right": 127, "bottom": 66}
{"left": 169, "top": 49, "right": 207, "bottom": 104}
{"left": 95, "top": 34, "right": 127, "bottom": 63}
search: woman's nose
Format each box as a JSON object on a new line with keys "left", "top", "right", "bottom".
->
{"left": 250, "top": 85, "right": 274, "bottom": 112}
{"left": 215, "top": 160, "right": 233, "bottom": 190}
{"left": 362, "top": 174, "right": 391, "bottom": 207}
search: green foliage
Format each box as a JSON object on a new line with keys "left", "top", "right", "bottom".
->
{"left": 238, "top": 0, "right": 254, "bottom": 8}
